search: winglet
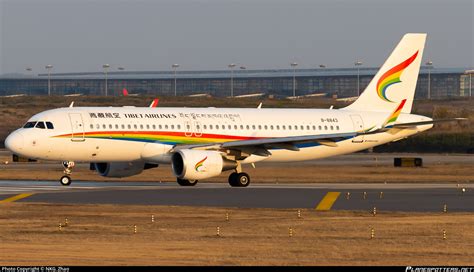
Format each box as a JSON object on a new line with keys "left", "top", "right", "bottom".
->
{"left": 149, "top": 98, "right": 159, "bottom": 108}
{"left": 69, "top": 101, "right": 74, "bottom": 108}
{"left": 122, "top": 88, "right": 129, "bottom": 96}
{"left": 257, "top": 102, "right": 262, "bottom": 109}
{"left": 383, "top": 99, "right": 406, "bottom": 127}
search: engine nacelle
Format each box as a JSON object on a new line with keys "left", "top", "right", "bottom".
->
{"left": 171, "top": 149, "right": 237, "bottom": 180}
{"left": 93, "top": 161, "right": 157, "bottom": 178}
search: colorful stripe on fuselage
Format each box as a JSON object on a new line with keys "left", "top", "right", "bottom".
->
{"left": 53, "top": 131, "right": 354, "bottom": 148}
{"left": 54, "top": 131, "right": 256, "bottom": 145}
{"left": 376, "top": 51, "right": 418, "bottom": 103}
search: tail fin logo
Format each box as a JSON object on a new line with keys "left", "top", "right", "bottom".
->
{"left": 195, "top": 156, "right": 208, "bottom": 172}
{"left": 377, "top": 51, "right": 418, "bottom": 103}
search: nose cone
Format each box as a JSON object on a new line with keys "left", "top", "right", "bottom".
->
{"left": 5, "top": 131, "right": 24, "bottom": 154}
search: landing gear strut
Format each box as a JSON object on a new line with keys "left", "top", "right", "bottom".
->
{"left": 60, "top": 161, "right": 75, "bottom": 186}
{"left": 228, "top": 172, "right": 250, "bottom": 187}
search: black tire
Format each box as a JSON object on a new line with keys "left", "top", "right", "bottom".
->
{"left": 229, "top": 172, "right": 250, "bottom": 187}
{"left": 177, "top": 178, "right": 198, "bottom": 186}
{"left": 228, "top": 172, "right": 239, "bottom": 186}
{"left": 60, "top": 175, "right": 71, "bottom": 186}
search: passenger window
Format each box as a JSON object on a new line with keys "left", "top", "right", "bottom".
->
{"left": 109, "top": 124, "right": 113, "bottom": 129}
{"left": 121, "top": 124, "right": 125, "bottom": 129}
{"left": 306, "top": 125, "right": 310, "bottom": 130}
{"left": 160, "top": 125, "right": 163, "bottom": 129}
{"left": 35, "top": 122, "right": 46, "bottom": 129}
{"left": 102, "top": 124, "right": 106, "bottom": 129}
{"left": 312, "top": 125, "right": 316, "bottom": 130}
{"left": 196, "top": 125, "right": 200, "bottom": 129}
{"left": 228, "top": 125, "right": 231, "bottom": 130}
{"left": 330, "top": 126, "right": 334, "bottom": 130}
{"left": 209, "top": 125, "right": 213, "bottom": 129}
{"left": 294, "top": 125, "right": 298, "bottom": 130}
{"left": 140, "top": 124, "right": 143, "bottom": 129}
{"left": 282, "top": 125, "right": 286, "bottom": 130}
{"left": 152, "top": 124, "right": 156, "bottom": 129}
{"left": 252, "top": 125, "right": 256, "bottom": 130}
{"left": 165, "top": 125, "right": 168, "bottom": 129}
{"left": 128, "top": 124, "right": 131, "bottom": 129}
{"left": 270, "top": 125, "right": 274, "bottom": 130}
{"left": 177, "top": 124, "right": 181, "bottom": 129}
{"left": 336, "top": 125, "right": 340, "bottom": 130}
{"left": 134, "top": 124, "right": 137, "bottom": 129}
{"left": 264, "top": 125, "right": 268, "bottom": 130}
{"left": 301, "top": 125, "right": 304, "bottom": 130}
{"left": 324, "top": 126, "right": 328, "bottom": 130}
{"left": 246, "top": 125, "right": 249, "bottom": 130}
{"left": 258, "top": 125, "right": 262, "bottom": 130}
{"left": 203, "top": 125, "right": 207, "bottom": 130}
{"left": 234, "top": 125, "right": 237, "bottom": 129}
{"left": 115, "top": 124, "right": 119, "bottom": 129}
{"left": 146, "top": 124, "right": 150, "bottom": 129}
{"left": 96, "top": 124, "right": 100, "bottom": 129}
{"left": 216, "top": 125, "right": 219, "bottom": 129}
{"left": 318, "top": 125, "right": 322, "bottom": 130}
{"left": 288, "top": 126, "right": 292, "bottom": 130}
{"left": 276, "top": 125, "right": 279, "bottom": 130}
{"left": 90, "top": 124, "right": 94, "bottom": 129}
{"left": 23, "top": 122, "right": 37, "bottom": 128}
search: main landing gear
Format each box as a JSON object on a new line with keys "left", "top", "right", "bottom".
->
{"left": 59, "top": 161, "right": 75, "bottom": 186}
{"left": 228, "top": 172, "right": 250, "bottom": 187}
{"left": 176, "top": 178, "right": 198, "bottom": 186}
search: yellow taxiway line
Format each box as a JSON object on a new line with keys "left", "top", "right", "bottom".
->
{"left": 315, "top": 192, "right": 340, "bottom": 211}
{"left": 0, "top": 193, "right": 35, "bottom": 203}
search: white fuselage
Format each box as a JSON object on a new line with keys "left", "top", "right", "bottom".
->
{"left": 5, "top": 106, "right": 432, "bottom": 165}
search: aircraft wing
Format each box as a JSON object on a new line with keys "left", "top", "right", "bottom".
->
{"left": 172, "top": 132, "right": 357, "bottom": 157}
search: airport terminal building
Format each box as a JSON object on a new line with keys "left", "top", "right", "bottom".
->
{"left": 0, "top": 67, "right": 472, "bottom": 98}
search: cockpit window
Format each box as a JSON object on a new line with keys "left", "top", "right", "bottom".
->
{"left": 35, "top": 122, "right": 46, "bottom": 129}
{"left": 23, "top": 122, "right": 37, "bottom": 128}
{"left": 46, "top": 122, "right": 54, "bottom": 129}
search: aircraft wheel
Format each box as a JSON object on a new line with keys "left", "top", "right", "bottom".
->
{"left": 229, "top": 172, "right": 250, "bottom": 187}
{"left": 60, "top": 175, "right": 72, "bottom": 186}
{"left": 177, "top": 178, "right": 198, "bottom": 186}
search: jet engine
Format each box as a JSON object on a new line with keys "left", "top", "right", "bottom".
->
{"left": 171, "top": 149, "right": 237, "bottom": 180}
{"left": 92, "top": 161, "right": 157, "bottom": 178}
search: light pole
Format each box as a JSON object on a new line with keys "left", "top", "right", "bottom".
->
{"left": 291, "top": 62, "right": 298, "bottom": 97}
{"left": 354, "top": 60, "right": 363, "bottom": 96}
{"left": 464, "top": 70, "right": 473, "bottom": 97}
{"left": 426, "top": 60, "right": 433, "bottom": 99}
{"left": 45, "top": 64, "right": 53, "bottom": 96}
{"left": 103, "top": 64, "right": 110, "bottom": 96}
{"left": 228, "top": 63, "right": 236, "bottom": 97}
{"left": 172, "top": 64, "right": 180, "bottom": 96}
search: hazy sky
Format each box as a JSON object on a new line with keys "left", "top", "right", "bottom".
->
{"left": 0, "top": 0, "right": 472, "bottom": 75}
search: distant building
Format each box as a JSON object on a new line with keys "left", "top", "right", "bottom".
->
{"left": 0, "top": 67, "right": 471, "bottom": 98}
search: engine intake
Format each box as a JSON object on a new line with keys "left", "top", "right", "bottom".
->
{"left": 171, "top": 149, "right": 237, "bottom": 180}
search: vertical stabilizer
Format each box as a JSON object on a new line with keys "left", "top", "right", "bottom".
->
{"left": 344, "top": 33, "right": 426, "bottom": 113}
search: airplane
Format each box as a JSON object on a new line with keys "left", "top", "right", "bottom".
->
{"left": 4, "top": 33, "right": 465, "bottom": 187}
{"left": 122, "top": 88, "right": 140, "bottom": 97}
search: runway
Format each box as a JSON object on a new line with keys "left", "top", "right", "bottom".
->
{"left": 0, "top": 180, "right": 472, "bottom": 212}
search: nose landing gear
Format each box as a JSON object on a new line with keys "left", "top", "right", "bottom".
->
{"left": 60, "top": 161, "right": 75, "bottom": 186}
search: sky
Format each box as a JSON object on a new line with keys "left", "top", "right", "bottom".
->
{"left": 0, "top": 0, "right": 472, "bottom": 75}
